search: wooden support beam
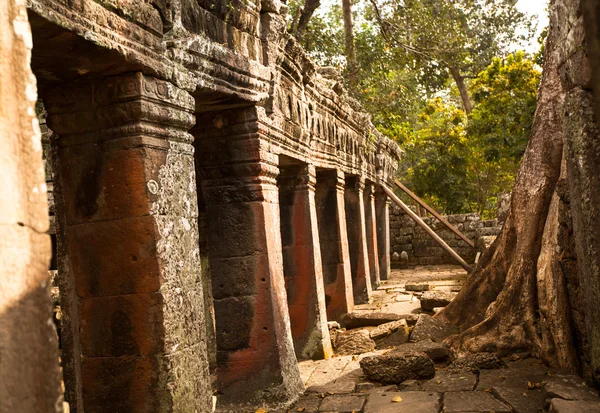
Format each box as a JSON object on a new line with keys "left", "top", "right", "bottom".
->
{"left": 394, "top": 179, "right": 476, "bottom": 249}
{"left": 380, "top": 184, "right": 473, "bottom": 273}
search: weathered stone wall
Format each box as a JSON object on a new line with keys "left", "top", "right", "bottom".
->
{"left": 0, "top": 1, "right": 63, "bottom": 411}
{"left": 27, "top": 0, "right": 401, "bottom": 186}
{"left": 389, "top": 205, "right": 502, "bottom": 266}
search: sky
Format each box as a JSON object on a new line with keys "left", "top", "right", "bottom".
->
{"left": 516, "top": 0, "right": 549, "bottom": 52}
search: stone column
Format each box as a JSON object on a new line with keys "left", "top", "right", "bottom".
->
{"left": 375, "top": 188, "right": 391, "bottom": 281}
{"left": 364, "top": 184, "right": 381, "bottom": 288}
{"left": 0, "top": 1, "right": 63, "bottom": 411}
{"left": 44, "top": 73, "right": 212, "bottom": 413}
{"left": 315, "top": 170, "right": 354, "bottom": 321}
{"left": 193, "top": 107, "right": 303, "bottom": 408}
{"left": 345, "top": 176, "right": 372, "bottom": 304}
{"left": 279, "top": 164, "right": 333, "bottom": 360}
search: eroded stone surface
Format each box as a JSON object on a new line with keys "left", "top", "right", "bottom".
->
{"left": 410, "top": 314, "right": 456, "bottom": 343}
{"left": 448, "top": 353, "right": 506, "bottom": 373}
{"left": 360, "top": 351, "right": 435, "bottom": 384}
{"left": 420, "top": 291, "right": 457, "bottom": 311}
{"left": 394, "top": 339, "right": 449, "bottom": 361}
{"left": 335, "top": 329, "right": 376, "bottom": 356}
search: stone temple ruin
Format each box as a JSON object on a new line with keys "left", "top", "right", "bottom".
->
{"left": 2, "top": 0, "right": 401, "bottom": 411}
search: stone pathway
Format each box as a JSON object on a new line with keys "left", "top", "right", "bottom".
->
{"left": 286, "top": 355, "right": 600, "bottom": 413}
{"left": 253, "top": 266, "right": 600, "bottom": 412}
{"left": 353, "top": 265, "right": 467, "bottom": 316}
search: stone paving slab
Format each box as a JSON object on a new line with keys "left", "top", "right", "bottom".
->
{"left": 547, "top": 397, "right": 600, "bottom": 412}
{"left": 477, "top": 358, "right": 553, "bottom": 390}
{"left": 544, "top": 373, "right": 600, "bottom": 401}
{"left": 442, "top": 391, "right": 512, "bottom": 413}
{"left": 421, "top": 371, "right": 477, "bottom": 392}
{"left": 303, "top": 356, "right": 353, "bottom": 387}
{"left": 318, "top": 394, "right": 365, "bottom": 412}
{"left": 299, "top": 360, "right": 317, "bottom": 384}
{"left": 364, "top": 388, "right": 441, "bottom": 413}
{"left": 292, "top": 395, "right": 322, "bottom": 412}
{"left": 491, "top": 386, "right": 545, "bottom": 413}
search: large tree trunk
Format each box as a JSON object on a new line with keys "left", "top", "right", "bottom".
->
{"left": 342, "top": 0, "right": 357, "bottom": 82}
{"left": 449, "top": 67, "right": 473, "bottom": 115}
{"left": 436, "top": 0, "right": 572, "bottom": 362}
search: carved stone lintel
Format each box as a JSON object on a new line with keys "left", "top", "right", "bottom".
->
{"left": 45, "top": 72, "right": 195, "bottom": 146}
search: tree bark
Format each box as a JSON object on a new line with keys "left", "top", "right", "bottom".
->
{"left": 449, "top": 67, "right": 473, "bottom": 115}
{"left": 294, "top": 0, "right": 321, "bottom": 42}
{"left": 436, "top": 0, "right": 570, "bottom": 361}
{"left": 342, "top": 0, "right": 357, "bottom": 82}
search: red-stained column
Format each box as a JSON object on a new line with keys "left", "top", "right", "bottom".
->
{"left": 315, "top": 170, "right": 354, "bottom": 321}
{"left": 279, "top": 164, "right": 333, "bottom": 360}
{"left": 192, "top": 107, "right": 303, "bottom": 408}
{"left": 45, "top": 73, "right": 212, "bottom": 413}
{"left": 364, "top": 184, "right": 381, "bottom": 288}
{"left": 345, "top": 176, "right": 372, "bottom": 304}
{"left": 375, "top": 188, "right": 391, "bottom": 281}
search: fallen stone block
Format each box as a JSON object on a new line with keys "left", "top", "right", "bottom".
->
{"left": 360, "top": 351, "right": 435, "bottom": 384}
{"left": 420, "top": 291, "right": 457, "bottom": 311}
{"left": 448, "top": 353, "right": 507, "bottom": 373}
{"left": 369, "top": 319, "right": 410, "bottom": 349}
{"left": 375, "top": 327, "right": 410, "bottom": 349}
{"left": 409, "top": 314, "right": 455, "bottom": 342}
{"left": 335, "top": 329, "right": 376, "bottom": 356}
{"left": 547, "top": 398, "right": 600, "bottom": 413}
{"left": 443, "top": 391, "right": 511, "bottom": 413}
{"left": 306, "top": 380, "right": 356, "bottom": 394}
{"left": 370, "top": 320, "right": 408, "bottom": 340}
{"left": 343, "top": 312, "right": 414, "bottom": 328}
{"left": 393, "top": 339, "right": 449, "bottom": 362}
{"left": 405, "top": 283, "right": 430, "bottom": 292}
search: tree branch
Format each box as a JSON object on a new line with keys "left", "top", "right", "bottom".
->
{"left": 294, "top": 0, "right": 321, "bottom": 42}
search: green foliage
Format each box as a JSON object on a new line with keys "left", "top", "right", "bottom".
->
{"left": 469, "top": 51, "right": 541, "bottom": 164}
{"left": 398, "top": 98, "right": 471, "bottom": 213}
{"left": 286, "top": 1, "right": 542, "bottom": 217}
{"left": 365, "top": 0, "right": 535, "bottom": 96}
{"left": 398, "top": 53, "right": 541, "bottom": 217}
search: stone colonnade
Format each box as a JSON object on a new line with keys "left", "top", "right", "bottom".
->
{"left": 5, "top": 64, "right": 394, "bottom": 411}
{"left": 4, "top": 8, "right": 395, "bottom": 410}
{"left": 191, "top": 106, "right": 392, "bottom": 406}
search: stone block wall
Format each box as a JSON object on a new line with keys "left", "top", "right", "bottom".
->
{"left": 389, "top": 204, "right": 502, "bottom": 266}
